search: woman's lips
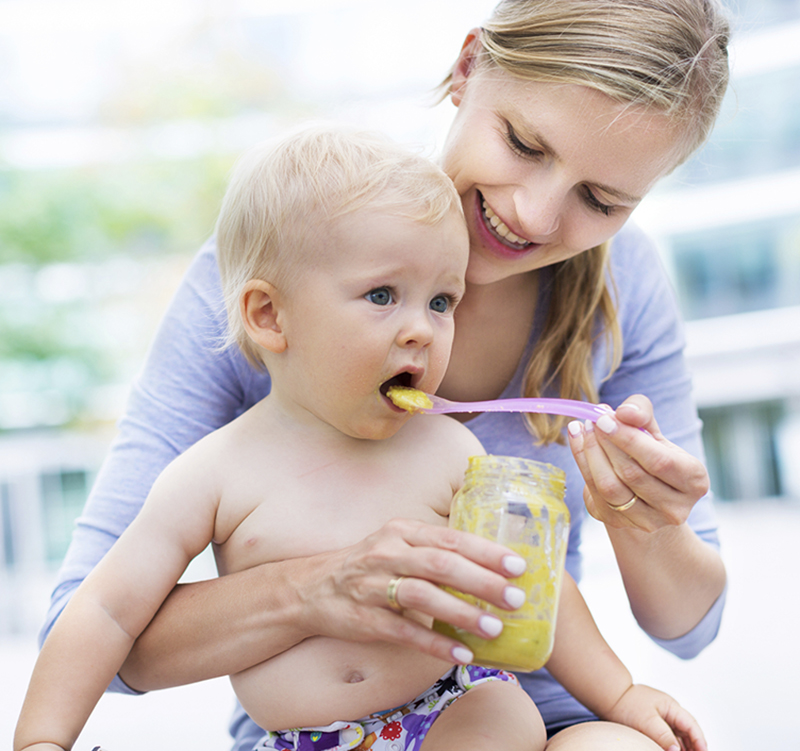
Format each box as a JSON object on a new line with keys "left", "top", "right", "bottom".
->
{"left": 473, "top": 192, "right": 539, "bottom": 258}
{"left": 482, "top": 200, "right": 530, "bottom": 247}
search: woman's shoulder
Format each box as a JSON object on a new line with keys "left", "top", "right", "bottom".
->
{"left": 183, "top": 236, "right": 224, "bottom": 298}
{"left": 608, "top": 221, "right": 678, "bottom": 313}
{"left": 609, "top": 221, "right": 662, "bottom": 273}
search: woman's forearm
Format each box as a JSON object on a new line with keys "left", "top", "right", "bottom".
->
{"left": 120, "top": 557, "right": 312, "bottom": 691}
{"left": 120, "top": 518, "right": 529, "bottom": 692}
{"left": 607, "top": 522, "right": 726, "bottom": 640}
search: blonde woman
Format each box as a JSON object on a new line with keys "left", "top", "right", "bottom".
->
{"left": 41, "top": 2, "right": 731, "bottom": 749}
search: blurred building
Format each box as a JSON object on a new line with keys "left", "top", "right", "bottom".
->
{"left": 637, "top": 0, "right": 800, "bottom": 501}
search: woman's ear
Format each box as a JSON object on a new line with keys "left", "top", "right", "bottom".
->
{"left": 240, "top": 279, "right": 287, "bottom": 353}
{"left": 450, "top": 29, "right": 481, "bottom": 107}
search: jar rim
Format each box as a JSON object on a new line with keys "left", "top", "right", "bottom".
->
{"left": 467, "top": 454, "right": 566, "bottom": 484}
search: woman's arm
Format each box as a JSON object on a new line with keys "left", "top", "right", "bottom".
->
{"left": 122, "top": 519, "right": 527, "bottom": 689}
{"left": 569, "top": 399, "right": 726, "bottom": 640}
{"left": 567, "top": 224, "right": 726, "bottom": 649}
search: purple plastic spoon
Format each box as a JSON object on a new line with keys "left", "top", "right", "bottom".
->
{"left": 391, "top": 389, "right": 611, "bottom": 422}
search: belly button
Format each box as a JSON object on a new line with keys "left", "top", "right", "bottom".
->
{"left": 345, "top": 671, "right": 365, "bottom": 684}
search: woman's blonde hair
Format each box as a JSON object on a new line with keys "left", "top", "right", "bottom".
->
{"left": 216, "top": 124, "right": 462, "bottom": 368}
{"left": 442, "top": 0, "right": 731, "bottom": 443}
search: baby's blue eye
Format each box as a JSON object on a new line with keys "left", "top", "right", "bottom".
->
{"left": 430, "top": 295, "right": 450, "bottom": 313}
{"left": 367, "top": 287, "right": 393, "bottom": 306}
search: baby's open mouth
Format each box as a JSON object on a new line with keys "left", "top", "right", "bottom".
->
{"left": 380, "top": 372, "right": 414, "bottom": 398}
{"left": 481, "top": 197, "right": 532, "bottom": 250}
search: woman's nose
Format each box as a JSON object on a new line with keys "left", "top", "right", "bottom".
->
{"left": 514, "top": 183, "right": 562, "bottom": 240}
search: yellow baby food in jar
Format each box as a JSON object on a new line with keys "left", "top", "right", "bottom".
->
{"left": 434, "top": 455, "right": 569, "bottom": 672}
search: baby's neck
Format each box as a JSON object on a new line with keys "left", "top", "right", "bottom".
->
{"left": 252, "top": 390, "right": 402, "bottom": 454}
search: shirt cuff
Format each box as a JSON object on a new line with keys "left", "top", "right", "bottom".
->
{"left": 649, "top": 585, "right": 727, "bottom": 659}
{"left": 107, "top": 673, "right": 146, "bottom": 696}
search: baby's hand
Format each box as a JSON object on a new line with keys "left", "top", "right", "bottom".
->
{"left": 605, "top": 684, "right": 707, "bottom": 751}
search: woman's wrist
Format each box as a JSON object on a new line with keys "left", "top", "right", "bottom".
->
{"left": 607, "top": 522, "right": 726, "bottom": 639}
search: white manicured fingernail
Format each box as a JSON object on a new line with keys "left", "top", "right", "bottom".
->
{"left": 504, "top": 586, "right": 526, "bottom": 609}
{"left": 567, "top": 420, "right": 582, "bottom": 437}
{"left": 503, "top": 555, "right": 526, "bottom": 576}
{"left": 596, "top": 414, "right": 617, "bottom": 434}
{"left": 452, "top": 646, "right": 473, "bottom": 664}
{"left": 479, "top": 614, "right": 504, "bottom": 638}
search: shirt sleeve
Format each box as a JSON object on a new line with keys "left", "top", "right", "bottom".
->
{"left": 598, "top": 222, "right": 726, "bottom": 658}
{"left": 38, "top": 239, "right": 266, "bottom": 693}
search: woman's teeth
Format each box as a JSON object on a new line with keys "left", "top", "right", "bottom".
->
{"left": 482, "top": 201, "right": 529, "bottom": 247}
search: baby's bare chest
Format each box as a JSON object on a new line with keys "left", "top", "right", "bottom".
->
{"left": 212, "top": 452, "right": 452, "bottom": 576}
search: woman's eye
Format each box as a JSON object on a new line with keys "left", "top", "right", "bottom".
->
{"left": 505, "top": 123, "right": 542, "bottom": 159}
{"left": 429, "top": 295, "right": 451, "bottom": 314}
{"left": 366, "top": 287, "right": 393, "bottom": 306}
{"left": 582, "top": 187, "right": 614, "bottom": 216}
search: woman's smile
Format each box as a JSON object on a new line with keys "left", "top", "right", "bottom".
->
{"left": 481, "top": 195, "right": 531, "bottom": 249}
{"left": 473, "top": 191, "right": 542, "bottom": 261}
{"left": 441, "top": 64, "right": 684, "bottom": 285}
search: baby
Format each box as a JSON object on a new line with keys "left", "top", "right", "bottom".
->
{"left": 16, "top": 125, "right": 705, "bottom": 751}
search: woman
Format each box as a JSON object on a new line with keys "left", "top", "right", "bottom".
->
{"left": 43, "top": 1, "right": 731, "bottom": 748}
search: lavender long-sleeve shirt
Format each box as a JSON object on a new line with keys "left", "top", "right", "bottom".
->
{"left": 42, "top": 222, "right": 725, "bottom": 746}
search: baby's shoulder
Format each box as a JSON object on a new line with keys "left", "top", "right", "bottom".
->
{"left": 167, "top": 415, "right": 254, "bottom": 486}
{"left": 400, "top": 414, "right": 485, "bottom": 461}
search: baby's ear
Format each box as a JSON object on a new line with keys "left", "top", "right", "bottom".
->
{"left": 240, "top": 280, "right": 287, "bottom": 353}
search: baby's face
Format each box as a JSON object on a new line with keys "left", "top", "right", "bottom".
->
{"left": 277, "top": 206, "right": 468, "bottom": 440}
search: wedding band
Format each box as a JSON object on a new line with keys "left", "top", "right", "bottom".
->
{"left": 608, "top": 495, "right": 638, "bottom": 512}
{"left": 386, "top": 576, "right": 406, "bottom": 612}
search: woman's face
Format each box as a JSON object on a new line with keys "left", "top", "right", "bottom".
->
{"left": 441, "top": 39, "right": 685, "bottom": 286}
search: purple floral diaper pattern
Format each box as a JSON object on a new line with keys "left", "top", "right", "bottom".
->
{"left": 254, "top": 664, "right": 518, "bottom": 751}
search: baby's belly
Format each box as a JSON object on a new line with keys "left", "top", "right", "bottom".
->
{"left": 231, "top": 636, "right": 453, "bottom": 731}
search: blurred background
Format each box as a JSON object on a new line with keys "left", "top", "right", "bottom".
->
{"left": 1, "top": 0, "right": 799, "bottom": 747}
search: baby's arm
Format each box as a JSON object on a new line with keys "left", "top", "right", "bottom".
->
{"left": 545, "top": 576, "right": 707, "bottom": 751}
{"left": 14, "top": 448, "right": 219, "bottom": 751}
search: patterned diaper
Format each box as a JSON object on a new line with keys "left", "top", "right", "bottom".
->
{"left": 254, "top": 664, "right": 518, "bottom": 751}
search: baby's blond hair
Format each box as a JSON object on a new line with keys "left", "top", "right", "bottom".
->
{"left": 216, "top": 124, "right": 462, "bottom": 367}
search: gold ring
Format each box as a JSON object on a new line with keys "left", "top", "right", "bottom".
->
{"left": 608, "top": 495, "right": 638, "bottom": 512}
{"left": 386, "top": 576, "right": 406, "bottom": 612}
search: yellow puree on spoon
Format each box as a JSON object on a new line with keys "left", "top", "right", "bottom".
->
{"left": 386, "top": 386, "right": 433, "bottom": 413}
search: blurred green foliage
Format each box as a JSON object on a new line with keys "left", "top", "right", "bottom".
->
{"left": 0, "top": 153, "right": 235, "bottom": 430}
{"left": 0, "top": 19, "right": 313, "bottom": 430}
{"left": 0, "top": 154, "right": 233, "bottom": 265}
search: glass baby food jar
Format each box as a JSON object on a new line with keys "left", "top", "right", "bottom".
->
{"left": 433, "top": 455, "right": 570, "bottom": 672}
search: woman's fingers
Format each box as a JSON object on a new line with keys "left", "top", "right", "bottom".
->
{"left": 567, "top": 395, "right": 709, "bottom": 531}
{"left": 387, "top": 575, "right": 509, "bottom": 636}
{"left": 342, "top": 518, "right": 526, "bottom": 611}
{"left": 331, "top": 594, "right": 478, "bottom": 664}
{"left": 303, "top": 518, "right": 526, "bottom": 662}
{"left": 569, "top": 419, "right": 656, "bottom": 529}
{"left": 595, "top": 404, "right": 707, "bottom": 499}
